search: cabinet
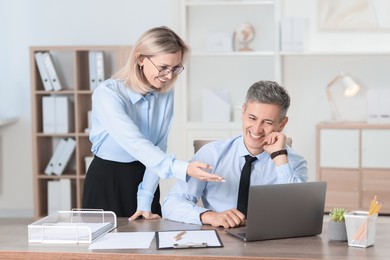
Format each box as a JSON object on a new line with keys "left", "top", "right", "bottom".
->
{"left": 316, "top": 122, "right": 390, "bottom": 213}
{"left": 30, "top": 45, "right": 131, "bottom": 219}
{"left": 179, "top": 0, "right": 280, "bottom": 159}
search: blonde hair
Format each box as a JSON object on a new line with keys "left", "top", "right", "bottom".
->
{"left": 113, "top": 26, "right": 190, "bottom": 94}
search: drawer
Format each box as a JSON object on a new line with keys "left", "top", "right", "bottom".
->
{"left": 320, "top": 169, "right": 359, "bottom": 192}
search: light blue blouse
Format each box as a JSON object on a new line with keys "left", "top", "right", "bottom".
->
{"left": 89, "top": 79, "right": 188, "bottom": 212}
{"left": 162, "top": 135, "right": 308, "bottom": 225}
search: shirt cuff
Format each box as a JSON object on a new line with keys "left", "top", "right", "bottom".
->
{"left": 137, "top": 188, "right": 153, "bottom": 212}
{"left": 276, "top": 163, "right": 294, "bottom": 183}
{"left": 171, "top": 160, "right": 189, "bottom": 182}
{"left": 192, "top": 207, "right": 210, "bottom": 225}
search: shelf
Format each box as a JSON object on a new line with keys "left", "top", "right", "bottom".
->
{"left": 191, "top": 51, "right": 275, "bottom": 57}
{"left": 31, "top": 45, "right": 131, "bottom": 219}
{"left": 185, "top": 0, "right": 274, "bottom": 7}
{"left": 180, "top": 0, "right": 278, "bottom": 158}
{"left": 281, "top": 51, "right": 390, "bottom": 56}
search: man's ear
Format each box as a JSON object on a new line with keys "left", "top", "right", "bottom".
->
{"left": 278, "top": 116, "right": 288, "bottom": 132}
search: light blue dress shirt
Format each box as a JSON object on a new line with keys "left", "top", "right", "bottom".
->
{"left": 162, "top": 135, "right": 308, "bottom": 225}
{"left": 90, "top": 79, "right": 188, "bottom": 212}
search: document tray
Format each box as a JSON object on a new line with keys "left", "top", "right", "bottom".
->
{"left": 28, "top": 210, "right": 116, "bottom": 244}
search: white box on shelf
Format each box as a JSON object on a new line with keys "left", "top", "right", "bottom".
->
{"left": 367, "top": 89, "right": 390, "bottom": 124}
{"left": 280, "top": 17, "right": 305, "bottom": 52}
{"left": 206, "top": 32, "right": 233, "bottom": 52}
{"left": 379, "top": 89, "right": 390, "bottom": 124}
{"left": 280, "top": 18, "right": 293, "bottom": 51}
{"left": 201, "top": 88, "right": 231, "bottom": 122}
{"left": 366, "top": 89, "right": 380, "bottom": 124}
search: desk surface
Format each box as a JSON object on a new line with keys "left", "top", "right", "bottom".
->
{"left": 0, "top": 217, "right": 389, "bottom": 260}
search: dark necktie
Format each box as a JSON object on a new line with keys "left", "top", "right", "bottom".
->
{"left": 237, "top": 155, "right": 257, "bottom": 217}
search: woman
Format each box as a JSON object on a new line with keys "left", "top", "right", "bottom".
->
{"left": 82, "top": 26, "right": 223, "bottom": 220}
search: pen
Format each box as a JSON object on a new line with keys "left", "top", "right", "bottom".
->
{"left": 174, "top": 231, "right": 186, "bottom": 241}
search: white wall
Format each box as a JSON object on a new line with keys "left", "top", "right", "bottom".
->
{"left": 0, "top": 0, "right": 180, "bottom": 217}
{"left": 1, "top": 0, "right": 390, "bottom": 217}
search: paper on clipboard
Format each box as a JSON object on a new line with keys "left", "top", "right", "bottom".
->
{"left": 156, "top": 230, "right": 223, "bottom": 249}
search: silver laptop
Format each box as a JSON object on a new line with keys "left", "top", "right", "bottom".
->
{"left": 226, "top": 182, "right": 327, "bottom": 242}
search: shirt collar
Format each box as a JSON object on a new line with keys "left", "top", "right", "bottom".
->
{"left": 126, "top": 87, "right": 158, "bottom": 104}
{"left": 238, "top": 135, "right": 268, "bottom": 161}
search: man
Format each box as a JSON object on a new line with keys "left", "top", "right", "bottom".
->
{"left": 162, "top": 80, "right": 308, "bottom": 228}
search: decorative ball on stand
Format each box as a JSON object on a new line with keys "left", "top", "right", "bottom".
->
{"left": 234, "top": 23, "right": 255, "bottom": 51}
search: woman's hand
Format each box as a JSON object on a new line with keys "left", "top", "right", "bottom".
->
{"left": 187, "top": 161, "right": 225, "bottom": 182}
{"left": 128, "top": 210, "right": 161, "bottom": 221}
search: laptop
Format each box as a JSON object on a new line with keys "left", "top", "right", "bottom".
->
{"left": 226, "top": 181, "right": 327, "bottom": 242}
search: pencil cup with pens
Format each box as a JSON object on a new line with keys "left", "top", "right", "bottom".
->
{"left": 344, "top": 196, "right": 382, "bottom": 248}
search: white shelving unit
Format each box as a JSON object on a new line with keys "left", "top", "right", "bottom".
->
{"left": 179, "top": 0, "right": 281, "bottom": 158}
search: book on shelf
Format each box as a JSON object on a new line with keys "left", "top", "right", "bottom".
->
{"left": 88, "top": 51, "right": 105, "bottom": 91}
{"left": 44, "top": 138, "right": 76, "bottom": 176}
{"left": 52, "top": 138, "right": 76, "bottom": 176}
{"left": 42, "top": 96, "right": 56, "bottom": 133}
{"left": 34, "top": 52, "right": 53, "bottom": 91}
{"left": 47, "top": 179, "right": 72, "bottom": 215}
{"left": 54, "top": 96, "right": 74, "bottom": 133}
{"left": 41, "top": 52, "right": 63, "bottom": 91}
{"left": 42, "top": 95, "right": 74, "bottom": 134}
{"left": 44, "top": 138, "right": 67, "bottom": 175}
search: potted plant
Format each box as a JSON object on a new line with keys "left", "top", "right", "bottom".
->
{"left": 328, "top": 207, "right": 347, "bottom": 241}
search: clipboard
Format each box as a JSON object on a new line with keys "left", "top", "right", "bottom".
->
{"left": 156, "top": 229, "right": 223, "bottom": 249}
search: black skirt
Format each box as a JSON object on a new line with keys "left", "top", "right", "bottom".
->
{"left": 82, "top": 156, "right": 161, "bottom": 217}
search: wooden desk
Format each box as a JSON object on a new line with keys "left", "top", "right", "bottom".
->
{"left": 0, "top": 217, "right": 389, "bottom": 260}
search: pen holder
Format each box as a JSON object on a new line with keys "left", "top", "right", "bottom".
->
{"left": 344, "top": 211, "right": 378, "bottom": 248}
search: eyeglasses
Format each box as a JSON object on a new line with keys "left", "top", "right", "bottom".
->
{"left": 146, "top": 57, "right": 184, "bottom": 77}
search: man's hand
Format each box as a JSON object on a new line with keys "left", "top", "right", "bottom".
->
{"left": 128, "top": 210, "right": 161, "bottom": 221}
{"left": 200, "top": 209, "right": 246, "bottom": 228}
{"left": 187, "top": 161, "right": 225, "bottom": 182}
{"left": 262, "top": 132, "right": 288, "bottom": 166}
{"left": 262, "top": 131, "right": 286, "bottom": 153}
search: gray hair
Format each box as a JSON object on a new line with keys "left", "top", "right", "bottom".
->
{"left": 245, "top": 80, "right": 290, "bottom": 119}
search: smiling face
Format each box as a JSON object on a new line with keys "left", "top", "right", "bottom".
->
{"left": 241, "top": 101, "right": 288, "bottom": 155}
{"left": 138, "top": 52, "right": 183, "bottom": 90}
